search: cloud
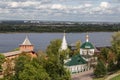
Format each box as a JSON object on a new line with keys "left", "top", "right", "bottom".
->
{"left": 0, "top": 0, "right": 119, "bottom": 22}
{"left": 8, "top": 2, "right": 18, "bottom": 8}
{"left": 100, "top": 2, "right": 110, "bottom": 8}
{"left": 51, "top": 4, "right": 66, "bottom": 10}
{"left": 7, "top": 1, "right": 41, "bottom": 8}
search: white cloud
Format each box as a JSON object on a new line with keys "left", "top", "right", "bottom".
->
{"left": 100, "top": 2, "right": 110, "bottom": 8}
{"left": 51, "top": 4, "right": 66, "bottom": 10}
{"left": 84, "top": 3, "right": 92, "bottom": 7}
{"left": 8, "top": 2, "right": 18, "bottom": 8}
{"left": 7, "top": 1, "right": 41, "bottom": 8}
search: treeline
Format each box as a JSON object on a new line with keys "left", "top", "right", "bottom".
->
{"left": 0, "top": 22, "right": 120, "bottom": 32}
{"left": 94, "top": 31, "right": 120, "bottom": 78}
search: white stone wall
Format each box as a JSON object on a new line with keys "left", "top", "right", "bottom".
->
{"left": 67, "top": 64, "right": 89, "bottom": 74}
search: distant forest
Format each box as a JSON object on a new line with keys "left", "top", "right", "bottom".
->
{"left": 0, "top": 21, "right": 120, "bottom": 32}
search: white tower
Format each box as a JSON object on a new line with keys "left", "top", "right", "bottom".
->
{"left": 60, "top": 31, "right": 68, "bottom": 51}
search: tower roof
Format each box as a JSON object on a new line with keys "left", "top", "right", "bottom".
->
{"left": 80, "top": 42, "right": 94, "bottom": 49}
{"left": 21, "top": 36, "right": 32, "bottom": 45}
{"left": 80, "top": 33, "right": 94, "bottom": 49}
{"left": 60, "top": 31, "right": 68, "bottom": 50}
{"left": 86, "top": 33, "right": 89, "bottom": 42}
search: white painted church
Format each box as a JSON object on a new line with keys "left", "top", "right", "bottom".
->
{"left": 60, "top": 32, "right": 97, "bottom": 74}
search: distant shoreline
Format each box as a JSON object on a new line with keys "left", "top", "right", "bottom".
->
{"left": 0, "top": 31, "right": 115, "bottom": 34}
{"left": 0, "top": 21, "right": 120, "bottom": 33}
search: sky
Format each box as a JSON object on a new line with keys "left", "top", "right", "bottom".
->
{"left": 0, "top": 0, "right": 120, "bottom": 22}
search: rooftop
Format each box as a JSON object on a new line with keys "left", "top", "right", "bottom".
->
{"left": 65, "top": 54, "right": 87, "bottom": 66}
{"left": 21, "top": 36, "right": 32, "bottom": 45}
{"left": 3, "top": 51, "right": 22, "bottom": 57}
{"left": 80, "top": 42, "right": 94, "bottom": 49}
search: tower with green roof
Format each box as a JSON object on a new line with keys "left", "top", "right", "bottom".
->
{"left": 80, "top": 33, "right": 95, "bottom": 70}
{"left": 80, "top": 33, "right": 95, "bottom": 58}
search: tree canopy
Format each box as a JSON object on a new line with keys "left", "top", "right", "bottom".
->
{"left": 0, "top": 54, "right": 5, "bottom": 72}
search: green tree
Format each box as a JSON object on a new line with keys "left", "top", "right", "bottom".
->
{"left": 94, "top": 60, "right": 107, "bottom": 77}
{"left": 18, "top": 59, "right": 50, "bottom": 80}
{"left": 107, "top": 60, "right": 116, "bottom": 72}
{"left": 14, "top": 53, "right": 31, "bottom": 75}
{"left": 75, "top": 40, "right": 81, "bottom": 54}
{"left": 100, "top": 48, "right": 109, "bottom": 63}
{"left": 111, "top": 31, "right": 120, "bottom": 68}
{"left": 13, "top": 53, "right": 32, "bottom": 80}
{"left": 0, "top": 54, "right": 5, "bottom": 72}
{"left": 46, "top": 39, "right": 62, "bottom": 56}
{"left": 45, "top": 39, "right": 71, "bottom": 80}
{"left": 13, "top": 53, "right": 50, "bottom": 80}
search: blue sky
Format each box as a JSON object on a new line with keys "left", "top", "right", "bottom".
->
{"left": 0, "top": 0, "right": 120, "bottom": 22}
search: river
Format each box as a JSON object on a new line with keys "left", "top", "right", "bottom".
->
{"left": 0, "top": 32, "right": 113, "bottom": 53}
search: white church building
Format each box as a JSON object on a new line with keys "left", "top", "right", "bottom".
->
{"left": 61, "top": 32, "right": 97, "bottom": 74}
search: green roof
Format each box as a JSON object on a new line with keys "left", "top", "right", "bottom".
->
{"left": 80, "top": 42, "right": 94, "bottom": 49}
{"left": 65, "top": 54, "right": 87, "bottom": 66}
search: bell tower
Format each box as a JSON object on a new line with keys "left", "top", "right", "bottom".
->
{"left": 60, "top": 30, "right": 68, "bottom": 51}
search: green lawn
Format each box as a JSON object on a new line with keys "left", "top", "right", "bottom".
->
{"left": 110, "top": 74, "right": 120, "bottom": 80}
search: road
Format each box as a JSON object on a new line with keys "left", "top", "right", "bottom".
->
{"left": 72, "top": 70, "right": 94, "bottom": 80}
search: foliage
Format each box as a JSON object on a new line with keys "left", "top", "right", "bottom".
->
{"left": 14, "top": 53, "right": 31, "bottom": 75}
{"left": 18, "top": 59, "right": 50, "bottom": 80}
{"left": 100, "top": 48, "right": 109, "bottom": 63}
{"left": 107, "top": 60, "right": 116, "bottom": 72}
{"left": 68, "top": 40, "right": 81, "bottom": 57}
{"left": 74, "top": 40, "right": 81, "bottom": 54}
{"left": 94, "top": 60, "right": 107, "bottom": 77}
{"left": 0, "top": 54, "right": 5, "bottom": 71}
{"left": 45, "top": 39, "right": 71, "bottom": 80}
{"left": 13, "top": 53, "right": 50, "bottom": 80}
{"left": 46, "top": 39, "right": 62, "bottom": 56}
{"left": 94, "top": 32, "right": 120, "bottom": 78}
{"left": 111, "top": 31, "right": 120, "bottom": 68}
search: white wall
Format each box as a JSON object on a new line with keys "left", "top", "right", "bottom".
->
{"left": 67, "top": 64, "right": 89, "bottom": 74}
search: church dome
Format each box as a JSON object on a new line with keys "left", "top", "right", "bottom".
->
{"left": 80, "top": 42, "right": 94, "bottom": 49}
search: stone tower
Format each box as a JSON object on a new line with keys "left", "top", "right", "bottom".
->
{"left": 19, "top": 36, "right": 34, "bottom": 52}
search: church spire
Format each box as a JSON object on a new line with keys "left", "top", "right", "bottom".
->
{"left": 86, "top": 33, "right": 89, "bottom": 42}
{"left": 60, "top": 30, "right": 68, "bottom": 50}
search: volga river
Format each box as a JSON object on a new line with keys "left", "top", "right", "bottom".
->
{"left": 0, "top": 32, "right": 113, "bottom": 53}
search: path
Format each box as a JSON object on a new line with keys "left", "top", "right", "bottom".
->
{"left": 71, "top": 70, "right": 94, "bottom": 80}
{"left": 0, "top": 75, "right": 3, "bottom": 79}
{"left": 105, "top": 72, "right": 120, "bottom": 80}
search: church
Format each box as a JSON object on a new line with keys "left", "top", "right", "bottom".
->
{"left": 60, "top": 32, "right": 98, "bottom": 74}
